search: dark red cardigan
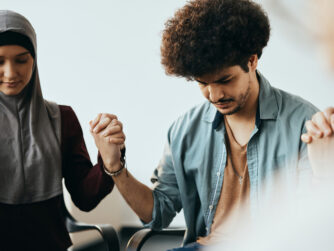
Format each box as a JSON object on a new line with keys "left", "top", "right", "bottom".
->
{"left": 0, "top": 105, "right": 114, "bottom": 251}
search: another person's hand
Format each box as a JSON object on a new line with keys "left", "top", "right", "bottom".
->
{"left": 90, "top": 113, "right": 125, "bottom": 172}
{"left": 301, "top": 107, "right": 334, "bottom": 177}
{"left": 301, "top": 107, "right": 334, "bottom": 143}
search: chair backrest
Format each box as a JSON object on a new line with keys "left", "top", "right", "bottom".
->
{"left": 126, "top": 228, "right": 186, "bottom": 251}
{"left": 61, "top": 196, "right": 120, "bottom": 251}
{"left": 60, "top": 198, "right": 78, "bottom": 232}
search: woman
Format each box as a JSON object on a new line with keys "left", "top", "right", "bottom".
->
{"left": 0, "top": 10, "right": 123, "bottom": 250}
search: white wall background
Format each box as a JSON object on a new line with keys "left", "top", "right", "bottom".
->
{"left": 1, "top": 0, "right": 334, "bottom": 246}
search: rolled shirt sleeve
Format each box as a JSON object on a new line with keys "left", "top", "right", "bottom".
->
{"left": 143, "top": 141, "right": 183, "bottom": 230}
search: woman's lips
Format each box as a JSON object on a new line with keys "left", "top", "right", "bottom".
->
{"left": 2, "top": 81, "right": 21, "bottom": 88}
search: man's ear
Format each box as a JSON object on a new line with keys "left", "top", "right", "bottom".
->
{"left": 248, "top": 54, "right": 258, "bottom": 72}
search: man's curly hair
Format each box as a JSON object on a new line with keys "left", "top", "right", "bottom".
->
{"left": 161, "top": 0, "right": 270, "bottom": 80}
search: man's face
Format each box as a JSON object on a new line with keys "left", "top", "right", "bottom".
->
{"left": 196, "top": 65, "right": 253, "bottom": 115}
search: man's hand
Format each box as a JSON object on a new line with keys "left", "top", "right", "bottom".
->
{"left": 301, "top": 107, "right": 334, "bottom": 177}
{"left": 90, "top": 113, "right": 125, "bottom": 172}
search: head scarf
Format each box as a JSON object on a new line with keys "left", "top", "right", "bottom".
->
{"left": 0, "top": 30, "right": 35, "bottom": 58}
{"left": 0, "top": 10, "right": 62, "bottom": 204}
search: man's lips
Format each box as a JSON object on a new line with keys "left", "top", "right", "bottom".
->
{"left": 212, "top": 100, "right": 234, "bottom": 108}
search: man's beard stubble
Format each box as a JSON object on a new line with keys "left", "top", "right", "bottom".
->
{"left": 212, "top": 82, "right": 251, "bottom": 116}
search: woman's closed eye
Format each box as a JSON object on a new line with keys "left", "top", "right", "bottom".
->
{"left": 15, "top": 56, "right": 30, "bottom": 64}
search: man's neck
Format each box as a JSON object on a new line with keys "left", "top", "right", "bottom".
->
{"left": 224, "top": 73, "right": 260, "bottom": 146}
{"left": 226, "top": 73, "right": 259, "bottom": 124}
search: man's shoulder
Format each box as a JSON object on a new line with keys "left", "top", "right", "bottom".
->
{"left": 273, "top": 87, "right": 319, "bottom": 118}
{"left": 258, "top": 72, "right": 319, "bottom": 120}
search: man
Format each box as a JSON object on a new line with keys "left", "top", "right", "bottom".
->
{"left": 90, "top": 0, "right": 318, "bottom": 249}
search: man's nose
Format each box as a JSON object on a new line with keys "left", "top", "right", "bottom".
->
{"left": 208, "top": 84, "right": 224, "bottom": 103}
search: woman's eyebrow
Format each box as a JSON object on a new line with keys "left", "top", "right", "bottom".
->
{"left": 16, "top": 51, "right": 30, "bottom": 56}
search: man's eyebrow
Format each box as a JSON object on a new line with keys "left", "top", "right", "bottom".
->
{"left": 196, "top": 79, "right": 208, "bottom": 85}
{"left": 195, "top": 74, "right": 232, "bottom": 85}
{"left": 213, "top": 74, "right": 232, "bottom": 83}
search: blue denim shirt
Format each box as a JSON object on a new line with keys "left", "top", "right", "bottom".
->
{"left": 145, "top": 72, "right": 319, "bottom": 244}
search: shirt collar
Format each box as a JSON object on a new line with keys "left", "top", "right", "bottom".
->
{"left": 256, "top": 71, "right": 279, "bottom": 120}
{"left": 203, "top": 71, "right": 279, "bottom": 130}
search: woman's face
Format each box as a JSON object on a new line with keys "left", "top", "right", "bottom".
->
{"left": 0, "top": 45, "right": 34, "bottom": 96}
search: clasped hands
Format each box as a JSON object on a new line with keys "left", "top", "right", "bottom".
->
{"left": 90, "top": 113, "right": 125, "bottom": 173}
{"left": 301, "top": 107, "right": 334, "bottom": 178}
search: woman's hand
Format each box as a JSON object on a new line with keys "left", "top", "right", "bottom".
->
{"left": 90, "top": 113, "right": 125, "bottom": 172}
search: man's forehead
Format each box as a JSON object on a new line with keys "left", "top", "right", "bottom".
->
{"left": 196, "top": 65, "right": 240, "bottom": 83}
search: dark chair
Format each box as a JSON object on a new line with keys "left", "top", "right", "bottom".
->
{"left": 61, "top": 198, "right": 120, "bottom": 251}
{"left": 126, "top": 228, "right": 186, "bottom": 251}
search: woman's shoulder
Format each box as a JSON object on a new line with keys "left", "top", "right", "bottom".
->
{"left": 59, "top": 104, "right": 74, "bottom": 114}
{"left": 59, "top": 105, "right": 78, "bottom": 121}
{"left": 58, "top": 105, "right": 82, "bottom": 134}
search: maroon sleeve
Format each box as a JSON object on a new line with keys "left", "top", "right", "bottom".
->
{"left": 60, "top": 105, "right": 114, "bottom": 211}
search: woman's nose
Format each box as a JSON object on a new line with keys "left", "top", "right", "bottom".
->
{"left": 2, "top": 62, "right": 18, "bottom": 79}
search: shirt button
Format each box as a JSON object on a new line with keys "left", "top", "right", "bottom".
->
{"left": 209, "top": 205, "right": 213, "bottom": 210}
{"left": 205, "top": 227, "right": 208, "bottom": 231}
{"left": 216, "top": 172, "right": 220, "bottom": 177}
